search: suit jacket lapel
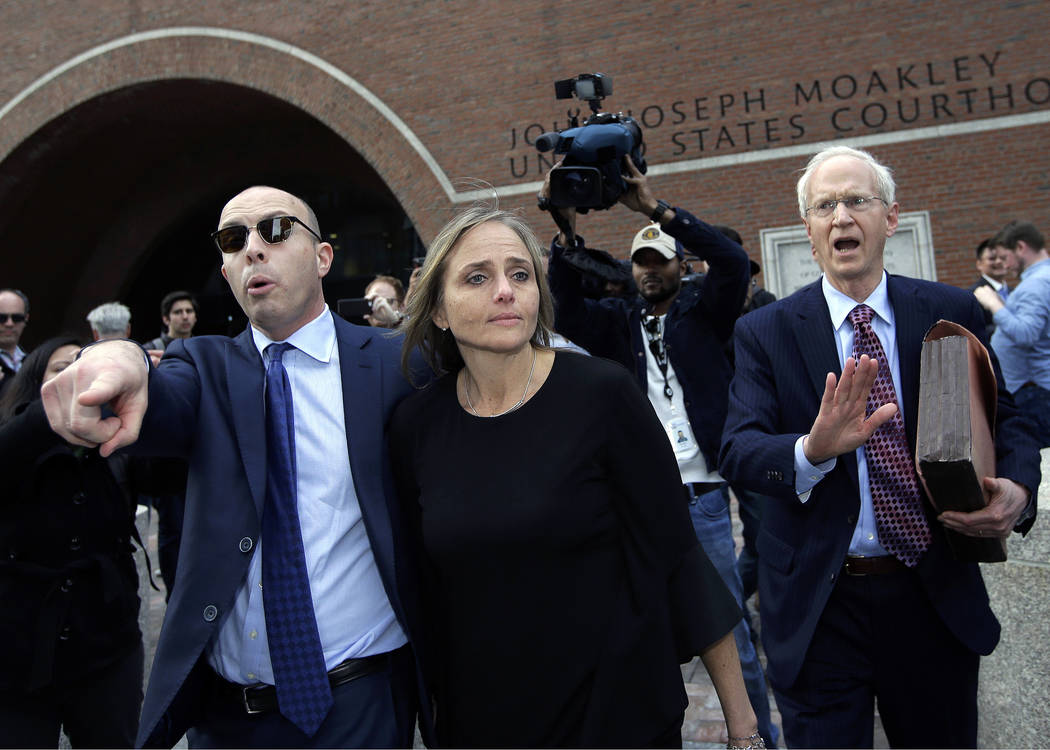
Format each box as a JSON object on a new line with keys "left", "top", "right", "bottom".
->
{"left": 790, "top": 280, "right": 861, "bottom": 491}
{"left": 227, "top": 329, "right": 267, "bottom": 517}
{"left": 887, "top": 275, "right": 930, "bottom": 450}
{"left": 335, "top": 320, "right": 397, "bottom": 584}
{"left": 791, "top": 281, "right": 841, "bottom": 399}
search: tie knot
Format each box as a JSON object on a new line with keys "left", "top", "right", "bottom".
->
{"left": 849, "top": 304, "right": 874, "bottom": 327}
{"left": 266, "top": 342, "right": 294, "bottom": 364}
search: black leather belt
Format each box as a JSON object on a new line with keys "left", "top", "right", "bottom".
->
{"left": 843, "top": 555, "right": 907, "bottom": 576}
{"left": 213, "top": 648, "right": 398, "bottom": 715}
{"left": 684, "top": 481, "right": 724, "bottom": 500}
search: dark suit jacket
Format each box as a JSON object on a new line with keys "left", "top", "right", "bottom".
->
{"left": 131, "top": 316, "right": 432, "bottom": 747}
{"left": 967, "top": 275, "right": 999, "bottom": 335}
{"left": 719, "top": 275, "right": 1040, "bottom": 689}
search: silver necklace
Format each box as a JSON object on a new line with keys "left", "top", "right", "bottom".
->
{"left": 464, "top": 347, "right": 537, "bottom": 418}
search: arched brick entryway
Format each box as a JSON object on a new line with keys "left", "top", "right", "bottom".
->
{"left": 0, "top": 28, "right": 452, "bottom": 342}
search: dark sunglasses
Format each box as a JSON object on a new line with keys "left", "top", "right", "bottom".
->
{"left": 211, "top": 215, "right": 322, "bottom": 254}
{"left": 0, "top": 313, "right": 26, "bottom": 324}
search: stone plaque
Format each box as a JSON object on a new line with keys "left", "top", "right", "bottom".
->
{"left": 759, "top": 210, "right": 936, "bottom": 298}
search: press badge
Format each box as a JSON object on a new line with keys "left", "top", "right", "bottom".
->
{"left": 665, "top": 413, "right": 699, "bottom": 460}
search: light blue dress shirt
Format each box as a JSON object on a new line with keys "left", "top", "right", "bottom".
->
{"left": 209, "top": 306, "right": 407, "bottom": 685}
{"left": 793, "top": 273, "right": 906, "bottom": 557}
{"left": 991, "top": 257, "right": 1050, "bottom": 392}
{"left": 0, "top": 345, "right": 25, "bottom": 372}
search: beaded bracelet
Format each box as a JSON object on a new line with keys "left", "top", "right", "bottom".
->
{"left": 727, "top": 731, "right": 766, "bottom": 750}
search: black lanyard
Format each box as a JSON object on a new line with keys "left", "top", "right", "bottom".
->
{"left": 643, "top": 315, "right": 674, "bottom": 402}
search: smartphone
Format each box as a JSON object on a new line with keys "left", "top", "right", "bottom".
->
{"left": 337, "top": 297, "right": 372, "bottom": 320}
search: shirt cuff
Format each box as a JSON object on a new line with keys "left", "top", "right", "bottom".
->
{"left": 75, "top": 338, "right": 152, "bottom": 371}
{"left": 794, "top": 434, "right": 836, "bottom": 502}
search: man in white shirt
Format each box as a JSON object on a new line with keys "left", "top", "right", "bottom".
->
{"left": 542, "top": 160, "right": 778, "bottom": 747}
{"left": 42, "top": 186, "right": 431, "bottom": 748}
{"left": 720, "top": 145, "right": 1039, "bottom": 748}
{"left": 967, "top": 238, "right": 1009, "bottom": 335}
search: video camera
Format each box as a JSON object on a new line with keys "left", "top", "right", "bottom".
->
{"left": 535, "top": 73, "right": 646, "bottom": 212}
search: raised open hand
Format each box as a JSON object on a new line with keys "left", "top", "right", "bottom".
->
{"left": 803, "top": 355, "right": 898, "bottom": 465}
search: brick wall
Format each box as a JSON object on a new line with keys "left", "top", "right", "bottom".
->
{"left": 0, "top": 0, "right": 1046, "bottom": 301}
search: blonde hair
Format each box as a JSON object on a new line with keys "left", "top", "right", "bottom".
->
{"left": 400, "top": 206, "right": 554, "bottom": 378}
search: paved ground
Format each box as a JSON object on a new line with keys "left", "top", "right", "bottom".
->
{"left": 128, "top": 497, "right": 889, "bottom": 749}
{"left": 136, "top": 506, "right": 188, "bottom": 749}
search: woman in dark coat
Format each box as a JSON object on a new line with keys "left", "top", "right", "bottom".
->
{"left": 0, "top": 337, "right": 144, "bottom": 748}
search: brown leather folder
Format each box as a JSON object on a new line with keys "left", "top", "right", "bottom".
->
{"left": 915, "top": 320, "right": 1006, "bottom": 563}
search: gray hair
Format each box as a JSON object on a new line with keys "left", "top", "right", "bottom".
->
{"left": 86, "top": 302, "right": 132, "bottom": 336}
{"left": 796, "top": 145, "right": 896, "bottom": 218}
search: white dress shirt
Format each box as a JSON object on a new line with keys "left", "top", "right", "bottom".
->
{"left": 209, "top": 306, "right": 406, "bottom": 685}
{"left": 793, "top": 273, "right": 906, "bottom": 557}
{"left": 643, "top": 314, "right": 723, "bottom": 484}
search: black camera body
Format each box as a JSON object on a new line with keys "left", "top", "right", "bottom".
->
{"left": 536, "top": 74, "right": 646, "bottom": 211}
{"left": 336, "top": 297, "right": 372, "bottom": 320}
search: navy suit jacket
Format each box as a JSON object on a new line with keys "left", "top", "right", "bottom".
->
{"left": 967, "top": 275, "right": 999, "bottom": 335}
{"left": 719, "top": 274, "right": 1040, "bottom": 689}
{"left": 131, "top": 316, "right": 432, "bottom": 747}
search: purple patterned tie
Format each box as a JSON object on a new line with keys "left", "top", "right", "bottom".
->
{"left": 849, "top": 305, "right": 932, "bottom": 567}
{"left": 263, "top": 343, "right": 333, "bottom": 736}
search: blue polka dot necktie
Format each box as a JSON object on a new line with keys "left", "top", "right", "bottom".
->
{"left": 849, "top": 305, "right": 932, "bottom": 567}
{"left": 262, "top": 342, "right": 333, "bottom": 736}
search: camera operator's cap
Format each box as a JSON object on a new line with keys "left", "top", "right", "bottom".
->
{"left": 631, "top": 223, "right": 683, "bottom": 261}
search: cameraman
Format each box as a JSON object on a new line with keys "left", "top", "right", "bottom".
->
{"left": 363, "top": 274, "right": 406, "bottom": 328}
{"left": 541, "top": 157, "right": 778, "bottom": 748}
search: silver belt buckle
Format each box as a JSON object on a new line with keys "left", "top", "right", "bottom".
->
{"left": 242, "top": 686, "right": 264, "bottom": 715}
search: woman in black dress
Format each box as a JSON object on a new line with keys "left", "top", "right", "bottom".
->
{"left": 390, "top": 207, "right": 763, "bottom": 748}
{"left": 0, "top": 337, "right": 144, "bottom": 747}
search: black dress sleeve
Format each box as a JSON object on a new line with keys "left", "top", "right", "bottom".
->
{"left": 387, "top": 386, "right": 446, "bottom": 701}
{"left": 597, "top": 365, "right": 741, "bottom": 659}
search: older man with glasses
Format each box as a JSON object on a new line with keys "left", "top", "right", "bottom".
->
{"left": 720, "top": 145, "right": 1040, "bottom": 748}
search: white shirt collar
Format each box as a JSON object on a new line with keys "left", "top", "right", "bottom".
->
{"left": 0, "top": 345, "right": 24, "bottom": 367}
{"left": 980, "top": 274, "right": 1004, "bottom": 291}
{"left": 821, "top": 271, "right": 894, "bottom": 330}
{"left": 250, "top": 305, "right": 336, "bottom": 364}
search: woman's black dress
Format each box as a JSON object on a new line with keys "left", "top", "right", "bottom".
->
{"left": 390, "top": 352, "right": 739, "bottom": 747}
